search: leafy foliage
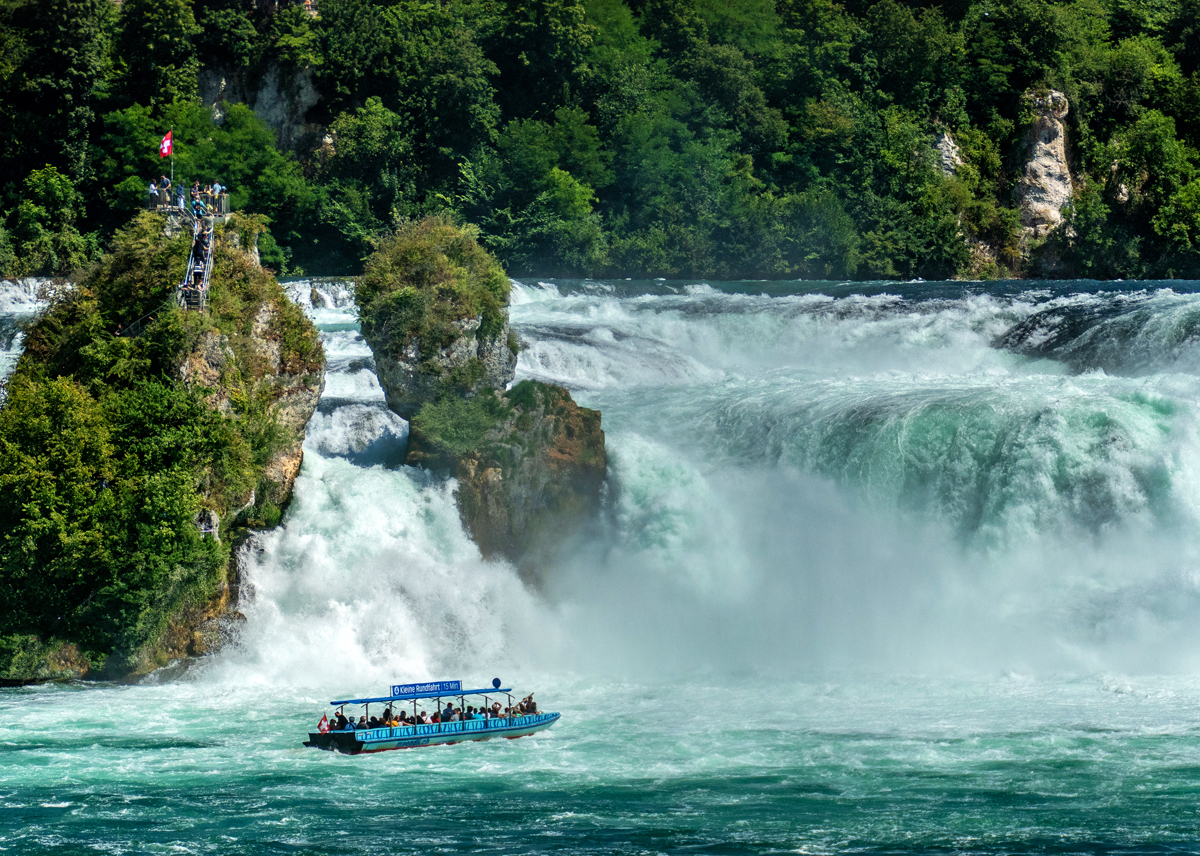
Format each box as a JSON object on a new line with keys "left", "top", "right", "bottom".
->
{"left": 356, "top": 216, "right": 510, "bottom": 359}
{"left": 0, "top": 211, "right": 323, "bottom": 677}
{"left": 10, "top": 0, "right": 1200, "bottom": 278}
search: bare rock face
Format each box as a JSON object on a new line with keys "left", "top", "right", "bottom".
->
{"left": 934, "top": 130, "right": 963, "bottom": 177}
{"left": 407, "top": 381, "right": 606, "bottom": 581}
{"left": 371, "top": 315, "right": 517, "bottom": 420}
{"left": 1017, "top": 90, "right": 1074, "bottom": 236}
{"left": 178, "top": 301, "right": 324, "bottom": 508}
{"left": 199, "top": 64, "right": 321, "bottom": 151}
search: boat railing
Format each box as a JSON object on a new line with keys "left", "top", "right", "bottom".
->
{"left": 350, "top": 713, "right": 553, "bottom": 742}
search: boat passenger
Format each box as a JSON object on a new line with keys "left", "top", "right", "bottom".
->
{"left": 358, "top": 716, "right": 367, "bottom": 729}
{"left": 335, "top": 712, "right": 348, "bottom": 729}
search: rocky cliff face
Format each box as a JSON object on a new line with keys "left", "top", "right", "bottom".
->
{"left": 370, "top": 314, "right": 517, "bottom": 420}
{"left": 934, "top": 130, "right": 963, "bottom": 177}
{"left": 0, "top": 213, "right": 325, "bottom": 683}
{"left": 408, "top": 382, "right": 606, "bottom": 580}
{"left": 355, "top": 217, "right": 606, "bottom": 576}
{"left": 156, "top": 232, "right": 324, "bottom": 668}
{"left": 199, "top": 64, "right": 321, "bottom": 150}
{"left": 178, "top": 300, "right": 324, "bottom": 509}
{"left": 1016, "top": 90, "right": 1074, "bottom": 237}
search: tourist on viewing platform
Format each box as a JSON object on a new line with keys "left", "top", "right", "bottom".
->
{"left": 175, "top": 182, "right": 186, "bottom": 209}
{"left": 158, "top": 176, "right": 171, "bottom": 206}
{"left": 147, "top": 179, "right": 157, "bottom": 210}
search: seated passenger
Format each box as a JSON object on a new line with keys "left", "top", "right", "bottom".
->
{"left": 335, "top": 712, "right": 349, "bottom": 730}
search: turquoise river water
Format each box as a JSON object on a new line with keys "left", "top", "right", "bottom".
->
{"left": 6, "top": 278, "right": 1200, "bottom": 853}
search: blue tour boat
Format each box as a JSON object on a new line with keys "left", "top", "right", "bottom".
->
{"left": 304, "top": 679, "right": 560, "bottom": 755}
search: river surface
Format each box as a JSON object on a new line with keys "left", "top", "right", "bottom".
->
{"left": 6, "top": 278, "right": 1200, "bottom": 853}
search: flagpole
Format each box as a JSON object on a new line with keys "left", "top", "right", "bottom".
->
{"left": 170, "top": 128, "right": 174, "bottom": 185}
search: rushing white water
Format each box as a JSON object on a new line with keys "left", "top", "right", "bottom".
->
{"left": 132, "top": 277, "right": 1200, "bottom": 693}
{"left": 0, "top": 278, "right": 45, "bottom": 388}
{"left": 11, "top": 277, "right": 1200, "bottom": 852}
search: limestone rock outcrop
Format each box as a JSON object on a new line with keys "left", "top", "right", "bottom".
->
{"left": 177, "top": 299, "right": 325, "bottom": 507}
{"left": 370, "top": 314, "right": 517, "bottom": 420}
{"left": 355, "top": 217, "right": 606, "bottom": 576}
{"left": 0, "top": 212, "right": 325, "bottom": 684}
{"left": 934, "top": 130, "right": 963, "bottom": 177}
{"left": 408, "top": 382, "right": 606, "bottom": 580}
{"left": 1016, "top": 90, "right": 1074, "bottom": 237}
{"left": 199, "top": 64, "right": 321, "bottom": 151}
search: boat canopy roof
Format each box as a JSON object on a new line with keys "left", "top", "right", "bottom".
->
{"left": 330, "top": 680, "right": 513, "bottom": 707}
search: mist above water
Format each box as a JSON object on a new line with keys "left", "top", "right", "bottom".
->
{"left": 195, "top": 279, "right": 1200, "bottom": 693}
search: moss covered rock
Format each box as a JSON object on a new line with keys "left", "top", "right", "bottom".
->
{"left": 408, "top": 380, "right": 605, "bottom": 580}
{"left": 357, "top": 217, "right": 606, "bottom": 577}
{"left": 0, "top": 211, "right": 324, "bottom": 682}
{"left": 356, "top": 216, "right": 517, "bottom": 418}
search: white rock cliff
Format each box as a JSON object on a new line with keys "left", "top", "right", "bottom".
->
{"left": 1016, "top": 90, "right": 1074, "bottom": 237}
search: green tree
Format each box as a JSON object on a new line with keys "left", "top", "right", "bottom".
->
{"left": 0, "top": 0, "right": 114, "bottom": 195}
{"left": 116, "top": 0, "right": 199, "bottom": 106}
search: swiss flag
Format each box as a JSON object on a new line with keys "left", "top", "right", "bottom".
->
{"left": 317, "top": 714, "right": 329, "bottom": 733}
{"left": 159, "top": 131, "right": 172, "bottom": 158}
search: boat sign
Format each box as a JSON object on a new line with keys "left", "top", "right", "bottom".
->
{"left": 392, "top": 680, "right": 461, "bottom": 697}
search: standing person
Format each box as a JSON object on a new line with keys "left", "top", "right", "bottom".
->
{"left": 158, "top": 175, "right": 171, "bottom": 206}
{"left": 175, "top": 181, "right": 186, "bottom": 209}
{"left": 147, "top": 178, "right": 157, "bottom": 210}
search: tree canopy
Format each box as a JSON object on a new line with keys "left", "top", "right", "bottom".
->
{"left": 6, "top": 0, "right": 1200, "bottom": 279}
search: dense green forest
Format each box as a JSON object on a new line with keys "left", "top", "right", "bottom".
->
{"left": 4, "top": 0, "right": 1200, "bottom": 280}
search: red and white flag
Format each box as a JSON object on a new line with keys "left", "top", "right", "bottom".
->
{"left": 159, "top": 131, "right": 172, "bottom": 158}
{"left": 317, "top": 714, "right": 329, "bottom": 733}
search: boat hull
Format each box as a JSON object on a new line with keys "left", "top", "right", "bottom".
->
{"left": 304, "top": 712, "right": 560, "bottom": 755}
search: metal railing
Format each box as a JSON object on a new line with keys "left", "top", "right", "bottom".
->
{"left": 117, "top": 207, "right": 212, "bottom": 337}
{"left": 350, "top": 713, "right": 554, "bottom": 742}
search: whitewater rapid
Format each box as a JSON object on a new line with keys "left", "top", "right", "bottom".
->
{"left": 11, "top": 278, "right": 1200, "bottom": 852}
{"left": 182, "top": 278, "right": 1200, "bottom": 686}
